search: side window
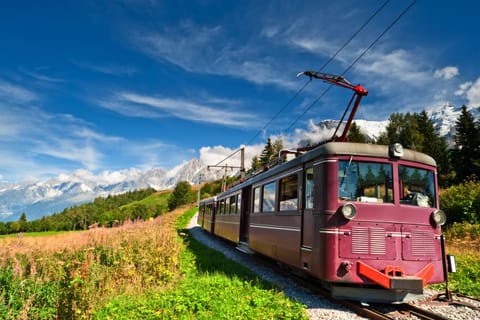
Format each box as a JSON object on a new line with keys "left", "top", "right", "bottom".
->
{"left": 230, "top": 195, "right": 237, "bottom": 213}
{"left": 219, "top": 199, "right": 224, "bottom": 215}
{"left": 253, "top": 187, "right": 261, "bottom": 212}
{"left": 225, "top": 197, "right": 230, "bottom": 214}
{"left": 280, "top": 174, "right": 298, "bottom": 211}
{"left": 262, "top": 182, "right": 276, "bottom": 212}
{"left": 237, "top": 193, "right": 242, "bottom": 213}
{"left": 305, "top": 168, "right": 314, "bottom": 209}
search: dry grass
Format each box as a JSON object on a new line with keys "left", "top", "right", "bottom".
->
{"left": 0, "top": 206, "right": 191, "bottom": 319}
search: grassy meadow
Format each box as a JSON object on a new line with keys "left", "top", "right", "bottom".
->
{"left": 440, "top": 223, "right": 480, "bottom": 297}
{"left": 1, "top": 188, "right": 478, "bottom": 319}
{"left": 0, "top": 194, "right": 307, "bottom": 319}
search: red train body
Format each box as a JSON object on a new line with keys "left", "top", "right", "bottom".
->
{"left": 197, "top": 142, "right": 448, "bottom": 303}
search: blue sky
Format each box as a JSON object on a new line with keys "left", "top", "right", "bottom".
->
{"left": 0, "top": 0, "right": 479, "bottom": 183}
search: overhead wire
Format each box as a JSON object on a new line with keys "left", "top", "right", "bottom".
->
{"left": 244, "top": 0, "right": 391, "bottom": 147}
{"left": 213, "top": 0, "right": 409, "bottom": 168}
{"left": 285, "top": 0, "right": 416, "bottom": 132}
{"left": 245, "top": 79, "right": 311, "bottom": 146}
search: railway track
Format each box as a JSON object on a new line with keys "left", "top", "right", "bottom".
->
{"left": 189, "top": 218, "right": 480, "bottom": 320}
{"left": 245, "top": 244, "right": 480, "bottom": 320}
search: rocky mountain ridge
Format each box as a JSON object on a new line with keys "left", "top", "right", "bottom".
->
{"left": 0, "top": 103, "right": 476, "bottom": 222}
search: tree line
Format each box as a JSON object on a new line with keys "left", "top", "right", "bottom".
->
{"left": 250, "top": 105, "right": 479, "bottom": 187}
{"left": 3, "top": 105, "right": 478, "bottom": 234}
{"left": 0, "top": 188, "right": 161, "bottom": 235}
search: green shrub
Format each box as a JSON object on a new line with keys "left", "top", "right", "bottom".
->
{"left": 445, "top": 222, "right": 480, "bottom": 241}
{"left": 446, "top": 254, "right": 480, "bottom": 297}
{"left": 440, "top": 180, "right": 480, "bottom": 224}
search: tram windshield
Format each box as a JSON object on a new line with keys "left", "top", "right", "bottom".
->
{"left": 338, "top": 160, "right": 393, "bottom": 203}
{"left": 399, "top": 165, "right": 436, "bottom": 207}
{"left": 338, "top": 160, "right": 437, "bottom": 207}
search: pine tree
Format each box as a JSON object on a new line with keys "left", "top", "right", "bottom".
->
{"left": 452, "top": 106, "right": 480, "bottom": 182}
{"left": 272, "top": 139, "right": 284, "bottom": 156}
{"left": 168, "top": 181, "right": 195, "bottom": 211}
{"left": 251, "top": 155, "right": 261, "bottom": 170}
{"left": 415, "top": 110, "right": 450, "bottom": 183}
{"left": 399, "top": 113, "right": 424, "bottom": 151}
{"left": 18, "top": 212, "right": 28, "bottom": 232}
{"left": 259, "top": 138, "right": 275, "bottom": 166}
{"left": 347, "top": 122, "right": 366, "bottom": 143}
{"left": 379, "top": 112, "right": 424, "bottom": 150}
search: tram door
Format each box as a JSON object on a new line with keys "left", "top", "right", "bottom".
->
{"left": 300, "top": 163, "right": 316, "bottom": 273}
{"left": 239, "top": 186, "right": 251, "bottom": 243}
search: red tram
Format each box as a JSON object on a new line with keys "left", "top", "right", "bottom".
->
{"left": 197, "top": 142, "right": 448, "bottom": 302}
{"left": 197, "top": 72, "right": 451, "bottom": 302}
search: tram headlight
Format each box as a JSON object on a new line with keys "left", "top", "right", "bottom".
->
{"left": 389, "top": 143, "right": 404, "bottom": 158}
{"left": 431, "top": 209, "right": 447, "bottom": 226}
{"left": 340, "top": 203, "right": 357, "bottom": 220}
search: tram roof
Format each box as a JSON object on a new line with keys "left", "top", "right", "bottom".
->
{"left": 220, "top": 142, "right": 436, "bottom": 196}
{"left": 310, "top": 142, "right": 436, "bottom": 166}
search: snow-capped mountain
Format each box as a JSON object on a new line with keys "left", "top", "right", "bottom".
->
{"left": 0, "top": 103, "right": 474, "bottom": 222}
{"left": 0, "top": 159, "right": 222, "bottom": 222}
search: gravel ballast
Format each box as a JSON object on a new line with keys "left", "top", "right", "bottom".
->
{"left": 187, "top": 213, "right": 480, "bottom": 320}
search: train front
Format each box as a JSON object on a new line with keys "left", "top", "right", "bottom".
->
{"left": 318, "top": 143, "right": 447, "bottom": 303}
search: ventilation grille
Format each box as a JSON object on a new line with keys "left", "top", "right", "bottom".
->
{"left": 352, "top": 226, "right": 386, "bottom": 255}
{"left": 411, "top": 230, "right": 435, "bottom": 256}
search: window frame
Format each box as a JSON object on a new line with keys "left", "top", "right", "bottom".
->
{"left": 279, "top": 174, "right": 298, "bottom": 211}
{"left": 262, "top": 182, "right": 276, "bottom": 212}
{"left": 337, "top": 159, "right": 394, "bottom": 204}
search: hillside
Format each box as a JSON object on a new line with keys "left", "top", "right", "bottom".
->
{"left": 0, "top": 102, "right": 477, "bottom": 222}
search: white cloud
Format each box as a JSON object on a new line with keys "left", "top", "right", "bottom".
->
{"left": 126, "top": 140, "right": 194, "bottom": 170}
{"left": 131, "top": 22, "right": 299, "bottom": 90}
{"left": 199, "top": 144, "right": 263, "bottom": 170}
{"left": 356, "top": 49, "right": 431, "bottom": 84}
{"left": 288, "top": 37, "right": 336, "bottom": 57}
{"left": 72, "top": 60, "right": 138, "bottom": 76}
{"left": 0, "top": 104, "right": 125, "bottom": 181}
{"left": 454, "top": 81, "right": 473, "bottom": 96}
{"left": 434, "top": 66, "right": 459, "bottom": 80}
{"left": 22, "top": 69, "right": 64, "bottom": 83}
{"left": 466, "top": 77, "right": 480, "bottom": 107}
{"left": 133, "top": 22, "right": 223, "bottom": 73}
{"left": 98, "top": 91, "right": 259, "bottom": 128}
{"left": 0, "top": 79, "right": 37, "bottom": 103}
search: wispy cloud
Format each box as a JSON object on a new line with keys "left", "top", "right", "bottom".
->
{"left": 73, "top": 60, "right": 138, "bottom": 76}
{"left": 127, "top": 140, "right": 195, "bottom": 170}
{"left": 21, "top": 69, "right": 65, "bottom": 83}
{"left": 97, "top": 91, "right": 259, "bottom": 128}
{"left": 133, "top": 22, "right": 223, "bottom": 73}
{"left": 434, "top": 66, "right": 459, "bottom": 80}
{"left": 0, "top": 79, "right": 37, "bottom": 103}
{"left": 466, "top": 77, "right": 480, "bottom": 108}
{"left": 131, "top": 22, "right": 300, "bottom": 90}
{"left": 0, "top": 102, "right": 125, "bottom": 181}
{"left": 455, "top": 81, "right": 473, "bottom": 96}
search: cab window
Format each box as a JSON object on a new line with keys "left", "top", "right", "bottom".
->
{"left": 399, "top": 165, "right": 436, "bottom": 207}
{"left": 338, "top": 160, "right": 393, "bottom": 203}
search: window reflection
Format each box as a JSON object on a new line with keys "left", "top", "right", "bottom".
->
{"left": 305, "top": 168, "right": 314, "bottom": 209}
{"left": 280, "top": 175, "right": 298, "bottom": 211}
{"left": 399, "top": 165, "right": 436, "bottom": 207}
{"left": 338, "top": 160, "right": 393, "bottom": 203}
{"left": 253, "top": 187, "right": 261, "bottom": 212}
{"left": 262, "top": 182, "right": 276, "bottom": 212}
